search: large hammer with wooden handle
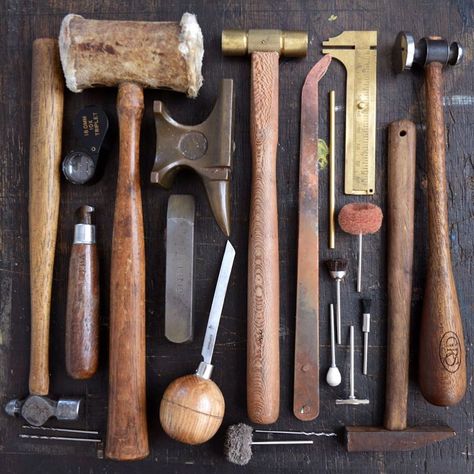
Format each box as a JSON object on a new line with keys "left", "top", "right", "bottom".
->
{"left": 222, "top": 30, "right": 307, "bottom": 424}
{"left": 5, "top": 38, "right": 82, "bottom": 428}
{"left": 394, "top": 32, "right": 466, "bottom": 407}
{"left": 59, "top": 13, "right": 204, "bottom": 460}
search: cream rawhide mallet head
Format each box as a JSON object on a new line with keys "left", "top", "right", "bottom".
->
{"left": 338, "top": 203, "right": 383, "bottom": 292}
{"left": 59, "top": 13, "right": 204, "bottom": 96}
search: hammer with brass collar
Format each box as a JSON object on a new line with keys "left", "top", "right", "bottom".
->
{"left": 222, "top": 29, "right": 307, "bottom": 424}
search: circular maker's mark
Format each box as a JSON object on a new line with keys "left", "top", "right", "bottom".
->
{"left": 439, "top": 331, "right": 462, "bottom": 373}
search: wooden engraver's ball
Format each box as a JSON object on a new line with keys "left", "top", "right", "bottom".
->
{"left": 160, "top": 374, "right": 225, "bottom": 445}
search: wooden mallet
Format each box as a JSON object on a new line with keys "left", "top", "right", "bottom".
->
{"left": 59, "top": 13, "right": 204, "bottom": 460}
{"left": 345, "top": 121, "right": 455, "bottom": 451}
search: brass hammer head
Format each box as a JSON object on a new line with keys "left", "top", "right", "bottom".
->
{"left": 222, "top": 29, "right": 307, "bottom": 56}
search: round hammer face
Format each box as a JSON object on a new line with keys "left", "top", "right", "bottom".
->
{"left": 393, "top": 31, "right": 415, "bottom": 72}
{"left": 22, "top": 395, "right": 56, "bottom": 426}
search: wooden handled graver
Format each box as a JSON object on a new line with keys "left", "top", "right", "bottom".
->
{"left": 222, "top": 29, "right": 308, "bottom": 424}
{"left": 65, "top": 206, "right": 99, "bottom": 379}
{"left": 28, "top": 39, "right": 64, "bottom": 396}
{"left": 394, "top": 32, "right": 466, "bottom": 407}
{"left": 59, "top": 13, "right": 204, "bottom": 459}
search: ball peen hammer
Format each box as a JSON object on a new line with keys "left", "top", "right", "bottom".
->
{"left": 222, "top": 29, "right": 307, "bottom": 424}
{"left": 59, "top": 13, "right": 204, "bottom": 460}
{"left": 394, "top": 32, "right": 466, "bottom": 407}
{"left": 5, "top": 38, "right": 82, "bottom": 427}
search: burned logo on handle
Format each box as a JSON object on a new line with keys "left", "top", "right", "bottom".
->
{"left": 439, "top": 331, "right": 462, "bottom": 373}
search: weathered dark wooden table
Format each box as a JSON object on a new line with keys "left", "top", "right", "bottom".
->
{"left": 1, "top": 1, "right": 472, "bottom": 472}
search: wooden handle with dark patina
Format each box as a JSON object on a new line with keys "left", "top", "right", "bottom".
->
{"left": 385, "top": 120, "right": 416, "bottom": 430}
{"left": 28, "top": 39, "right": 64, "bottom": 396}
{"left": 418, "top": 63, "right": 466, "bottom": 406}
{"left": 65, "top": 207, "right": 99, "bottom": 379}
{"left": 105, "top": 82, "right": 149, "bottom": 460}
{"left": 247, "top": 51, "right": 280, "bottom": 424}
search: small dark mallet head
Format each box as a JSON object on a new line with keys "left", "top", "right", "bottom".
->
{"left": 393, "top": 32, "right": 462, "bottom": 73}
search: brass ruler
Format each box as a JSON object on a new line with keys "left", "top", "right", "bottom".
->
{"left": 323, "top": 31, "right": 377, "bottom": 195}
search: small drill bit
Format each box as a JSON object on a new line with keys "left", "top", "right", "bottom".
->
{"left": 361, "top": 298, "right": 372, "bottom": 375}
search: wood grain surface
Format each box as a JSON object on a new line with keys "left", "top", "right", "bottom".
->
{"left": 385, "top": 120, "right": 416, "bottom": 430}
{"left": 1, "top": 1, "right": 473, "bottom": 473}
{"left": 418, "top": 63, "right": 467, "bottom": 407}
{"left": 106, "top": 82, "right": 148, "bottom": 460}
{"left": 28, "top": 38, "right": 64, "bottom": 396}
{"left": 65, "top": 242, "right": 99, "bottom": 379}
{"left": 160, "top": 375, "right": 225, "bottom": 445}
{"left": 247, "top": 51, "right": 280, "bottom": 425}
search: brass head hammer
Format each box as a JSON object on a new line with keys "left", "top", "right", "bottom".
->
{"left": 151, "top": 79, "right": 235, "bottom": 236}
{"left": 222, "top": 29, "right": 307, "bottom": 425}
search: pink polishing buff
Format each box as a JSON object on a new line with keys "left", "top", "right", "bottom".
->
{"left": 338, "top": 203, "right": 383, "bottom": 235}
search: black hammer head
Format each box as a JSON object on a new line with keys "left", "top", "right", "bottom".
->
{"left": 151, "top": 79, "right": 235, "bottom": 237}
{"left": 5, "top": 395, "right": 81, "bottom": 426}
{"left": 394, "top": 32, "right": 463, "bottom": 73}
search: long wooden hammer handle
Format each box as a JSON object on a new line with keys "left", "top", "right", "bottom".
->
{"left": 418, "top": 63, "right": 466, "bottom": 406}
{"left": 247, "top": 51, "right": 280, "bottom": 424}
{"left": 28, "top": 39, "right": 64, "bottom": 396}
{"left": 105, "top": 82, "right": 149, "bottom": 460}
{"left": 385, "top": 120, "right": 416, "bottom": 430}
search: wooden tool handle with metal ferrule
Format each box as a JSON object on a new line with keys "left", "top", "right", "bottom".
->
{"left": 28, "top": 39, "right": 64, "bottom": 396}
{"left": 385, "top": 120, "right": 416, "bottom": 430}
{"left": 247, "top": 51, "right": 280, "bottom": 424}
{"left": 105, "top": 82, "right": 149, "bottom": 460}
{"left": 419, "top": 64, "right": 466, "bottom": 406}
{"left": 65, "top": 208, "right": 99, "bottom": 380}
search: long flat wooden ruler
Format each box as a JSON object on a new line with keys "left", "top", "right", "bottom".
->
{"left": 323, "top": 31, "right": 377, "bottom": 195}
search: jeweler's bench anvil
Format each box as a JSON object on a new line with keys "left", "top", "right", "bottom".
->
{"left": 151, "top": 79, "right": 235, "bottom": 236}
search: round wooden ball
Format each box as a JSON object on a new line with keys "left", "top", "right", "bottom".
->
{"left": 160, "top": 374, "right": 225, "bottom": 445}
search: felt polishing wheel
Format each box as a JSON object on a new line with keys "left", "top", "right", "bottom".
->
{"left": 338, "top": 203, "right": 383, "bottom": 235}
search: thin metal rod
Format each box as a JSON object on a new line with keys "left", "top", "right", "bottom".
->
{"left": 349, "top": 326, "right": 355, "bottom": 399}
{"left": 251, "top": 440, "right": 313, "bottom": 445}
{"left": 19, "top": 434, "right": 101, "bottom": 443}
{"left": 22, "top": 425, "right": 99, "bottom": 435}
{"left": 255, "top": 430, "right": 337, "bottom": 437}
{"left": 357, "top": 233, "right": 363, "bottom": 292}
{"left": 336, "top": 279, "right": 342, "bottom": 344}
{"left": 329, "top": 90, "right": 336, "bottom": 249}
{"left": 330, "top": 304, "right": 336, "bottom": 366}
{"left": 363, "top": 332, "right": 368, "bottom": 375}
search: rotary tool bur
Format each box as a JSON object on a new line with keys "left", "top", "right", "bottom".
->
{"left": 361, "top": 298, "right": 372, "bottom": 375}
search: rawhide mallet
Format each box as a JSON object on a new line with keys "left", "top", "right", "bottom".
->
{"left": 338, "top": 203, "right": 383, "bottom": 292}
{"left": 59, "top": 13, "right": 204, "bottom": 461}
